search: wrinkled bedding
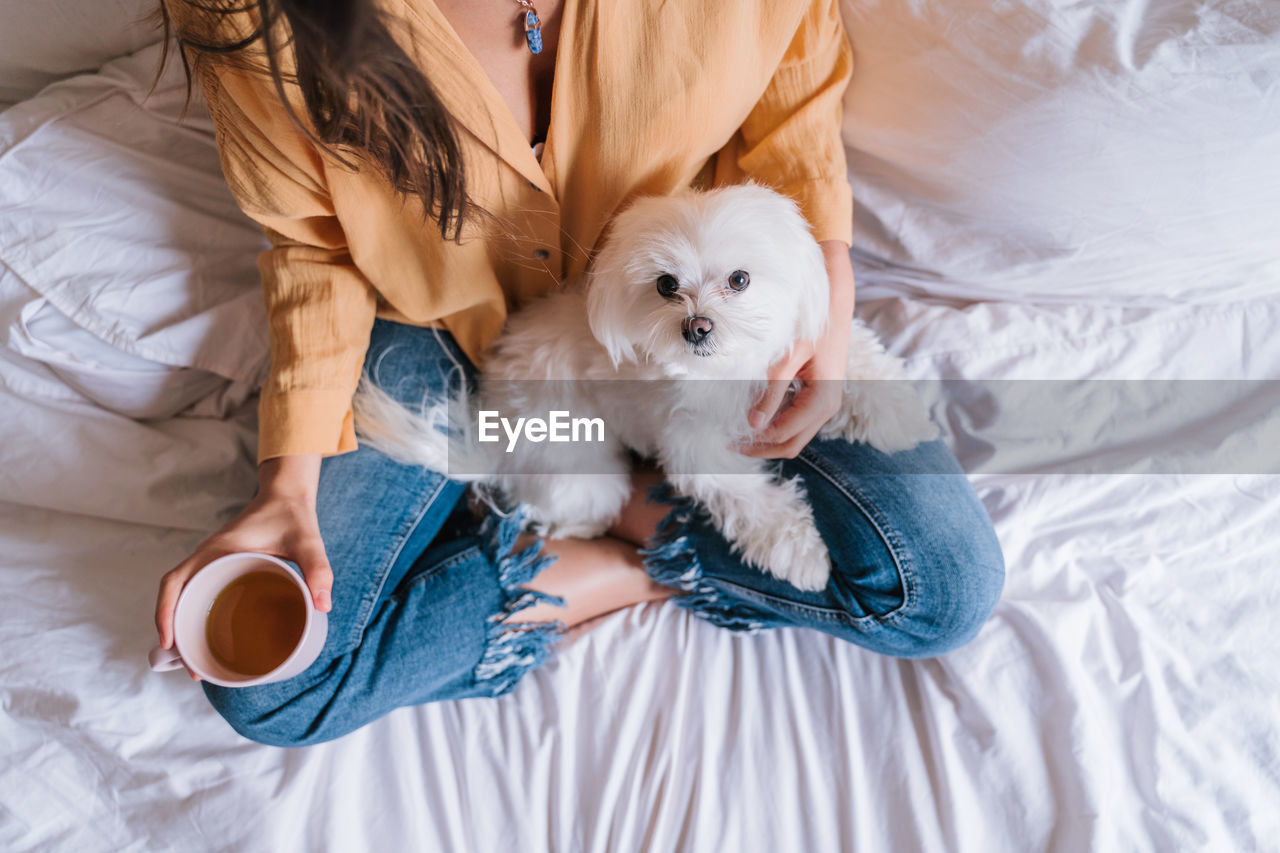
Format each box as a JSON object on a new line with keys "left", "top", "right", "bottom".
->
{"left": 3, "top": 280, "right": 1278, "bottom": 851}
{"left": 3, "top": 4, "right": 1280, "bottom": 849}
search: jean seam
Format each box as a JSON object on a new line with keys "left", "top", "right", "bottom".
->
{"left": 392, "top": 544, "right": 483, "bottom": 597}
{"left": 709, "top": 577, "right": 868, "bottom": 625}
{"left": 343, "top": 474, "right": 450, "bottom": 651}
{"left": 789, "top": 448, "right": 917, "bottom": 627}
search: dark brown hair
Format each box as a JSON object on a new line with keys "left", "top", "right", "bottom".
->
{"left": 153, "top": 0, "right": 471, "bottom": 240}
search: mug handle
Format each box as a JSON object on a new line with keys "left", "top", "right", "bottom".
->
{"left": 148, "top": 645, "right": 185, "bottom": 672}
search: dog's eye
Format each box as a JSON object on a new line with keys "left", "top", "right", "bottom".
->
{"left": 728, "top": 270, "right": 750, "bottom": 292}
{"left": 656, "top": 274, "right": 680, "bottom": 298}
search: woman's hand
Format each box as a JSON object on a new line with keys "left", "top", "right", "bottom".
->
{"left": 154, "top": 455, "right": 331, "bottom": 675}
{"left": 739, "top": 241, "right": 855, "bottom": 459}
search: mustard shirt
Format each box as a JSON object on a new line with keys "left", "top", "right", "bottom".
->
{"left": 186, "top": 0, "right": 854, "bottom": 462}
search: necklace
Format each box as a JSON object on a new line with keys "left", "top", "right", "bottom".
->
{"left": 515, "top": 0, "right": 544, "bottom": 54}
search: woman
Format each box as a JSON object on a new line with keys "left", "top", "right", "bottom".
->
{"left": 154, "top": 0, "right": 1004, "bottom": 747}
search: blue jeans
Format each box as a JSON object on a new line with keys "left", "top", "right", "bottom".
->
{"left": 203, "top": 319, "right": 1005, "bottom": 746}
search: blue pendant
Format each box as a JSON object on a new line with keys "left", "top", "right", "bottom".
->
{"left": 524, "top": 10, "right": 543, "bottom": 54}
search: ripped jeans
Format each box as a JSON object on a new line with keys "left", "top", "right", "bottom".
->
{"left": 203, "top": 319, "right": 1005, "bottom": 747}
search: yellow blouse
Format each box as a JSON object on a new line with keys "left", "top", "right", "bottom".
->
{"left": 186, "top": 0, "right": 853, "bottom": 462}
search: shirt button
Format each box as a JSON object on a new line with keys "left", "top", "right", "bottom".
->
{"left": 532, "top": 248, "right": 551, "bottom": 260}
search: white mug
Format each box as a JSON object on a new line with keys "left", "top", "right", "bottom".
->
{"left": 147, "top": 552, "right": 328, "bottom": 688}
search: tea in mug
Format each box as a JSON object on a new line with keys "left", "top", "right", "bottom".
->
{"left": 205, "top": 570, "right": 307, "bottom": 676}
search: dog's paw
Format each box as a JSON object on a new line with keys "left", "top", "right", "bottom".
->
{"left": 857, "top": 390, "right": 938, "bottom": 453}
{"left": 735, "top": 511, "right": 832, "bottom": 592}
{"left": 823, "top": 380, "right": 938, "bottom": 454}
{"left": 770, "top": 539, "right": 833, "bottom": 591}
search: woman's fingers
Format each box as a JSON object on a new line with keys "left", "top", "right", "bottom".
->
{"left": 739, "top": 383, "right": 839, "bottom": 459}
{"left": 155, "top": 564, "right": 190, "bottom": 650}
{"left": 155, "top": 544, "right": 234, "bottom": 647}
{"left": 749, "top": 378, "right": 793, "bottom": 430}
{"left": 739, "top": 415, "right": 822, "bottom": 458}
{"left": 295, "top": 535, "right": 334, "bottom": 613}
{"left": 154, "top": 486, "right": 330, "bottom": 665}
{"left": 750, "top": 344, "right": 811, "bottom": 428}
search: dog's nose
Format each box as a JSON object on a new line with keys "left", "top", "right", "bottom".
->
{"left": 681, "top": 315, "right": 714, "bottom": 344}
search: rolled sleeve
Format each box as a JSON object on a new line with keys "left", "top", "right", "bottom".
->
{"left": 199, "top": 65, "right": 377, "bottom": 463}
{"left": 734, "top": 0, "right": 854, "bottom": 245}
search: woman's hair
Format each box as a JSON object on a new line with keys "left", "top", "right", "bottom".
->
{"left": 154, "top": 0, "right": 471, "bottom": 241}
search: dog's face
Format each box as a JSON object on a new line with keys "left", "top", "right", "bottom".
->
{"left": 585, "top": 185, "right": 830, "bottom": 377}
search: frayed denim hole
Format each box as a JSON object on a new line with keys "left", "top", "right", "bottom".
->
{"left": 470, "top": 506, "right": 567, "bottom": 697}
{"left": 638, "top": 482, "right": 773, "bottom": 634}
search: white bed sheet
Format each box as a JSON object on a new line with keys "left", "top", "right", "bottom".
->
{"left": 2, "top": 284, "right": 1278, "bottom": 852}
{"left": 2, "top": 4, "right": 1278, "bottom": 850}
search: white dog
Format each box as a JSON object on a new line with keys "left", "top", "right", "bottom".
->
{"left": 354, "top": 185, "right": 936, "bottom": 590}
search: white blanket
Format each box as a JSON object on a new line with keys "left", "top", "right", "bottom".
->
{"left": 3, "top": 288, "right": 1279, "bottom": 852}
{"left": 2, "top": 7, "right": 1279, "bottom": 850}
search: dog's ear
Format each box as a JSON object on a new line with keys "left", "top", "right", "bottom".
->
{"left": 585, "top": 264, "right": 637, "bottom": 366}
{"left": 587, "top": 198, "right": 671, "bottom": 366}
{"left": 758, "top": 188, "right": 830, "bottom": 345}
{"left": 724, "top": 183, "right": 832, "bottom": 344}
{"left": 792, "top": 236, "right": 831, "bottom": 345}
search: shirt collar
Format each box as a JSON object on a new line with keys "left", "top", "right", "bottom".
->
{"left": 399, "top": 0, "right": 576, "bottom": 199}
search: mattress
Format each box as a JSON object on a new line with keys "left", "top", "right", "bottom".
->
{"left": 3, "top": 9, "right": 1280, "bottom": 853}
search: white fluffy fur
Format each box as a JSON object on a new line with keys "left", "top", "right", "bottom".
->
{"left": 353, "top": 185, "right": 936, "bottom": 590}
